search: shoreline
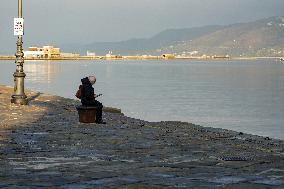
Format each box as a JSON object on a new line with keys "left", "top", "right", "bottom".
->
{"left": 0, "top": 85, "right": 283, "bottom": 188}
{"left": 0, "top": 55, "right": 282, "bottom": 61}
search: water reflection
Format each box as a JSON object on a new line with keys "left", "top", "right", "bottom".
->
{"left": 25, "top": 61, "right": 62, "bottom": 84}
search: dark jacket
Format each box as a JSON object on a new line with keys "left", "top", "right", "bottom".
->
{"left": 80, "top": 77, "right": 95, "bottom": 105}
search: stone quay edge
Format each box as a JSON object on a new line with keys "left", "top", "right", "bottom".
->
{"left": 0, "top": 85, "right": 283, "bottom": 189}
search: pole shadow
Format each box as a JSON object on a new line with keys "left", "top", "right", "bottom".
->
{"left": 26, "top": 92, "right": 42, "bottom": 102}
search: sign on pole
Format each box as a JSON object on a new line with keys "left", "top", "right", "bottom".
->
{"left": 14, "top": 18, "right": 24, "bottom": 36}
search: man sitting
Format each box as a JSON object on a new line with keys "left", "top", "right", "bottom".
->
{"left": 80, "top": 75, "right": 105, "bottom": 124}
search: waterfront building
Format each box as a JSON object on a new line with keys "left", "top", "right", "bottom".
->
{"left": 42, "top": 46, "right": 60, "bottom": 58}
{"left": 105, "top": 51, "right": 122, "bottom": 59}
{"left": 60, "top": 52, "right": 80, "bottom": 58}
{"left": 87, "top": 51, "right": 96, "bottom": 57}
{"left": 24, "top": 46, "right": 60, "bottom": 59}
{"left": 105, "top": 51, "right": 113, "bottom": 58}
{"left": 24, "top": 47, "right": 44, "bottom": 58}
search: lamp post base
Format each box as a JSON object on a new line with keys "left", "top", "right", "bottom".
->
{"left": 11, "top": 95, "right": 28, "bottom": 105}
{"left": 11, "top": 71, "right": 28, "bottom": 105}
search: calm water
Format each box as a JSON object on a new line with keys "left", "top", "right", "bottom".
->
{"left": 1, "top": 59, "right": 284, "bottom": 139}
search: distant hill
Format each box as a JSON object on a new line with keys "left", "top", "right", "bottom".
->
{"left": 62, "top": 16, "right": 284, "bottom": 57}
{"left": 61, "top": 25, "right": 224, "bottom": 55}
{"left": 159, "top": 16, "right": 284, "bottom": 57}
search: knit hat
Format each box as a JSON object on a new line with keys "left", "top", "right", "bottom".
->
{"left": 88, "top": 75, "right": 96, "bottom": 85}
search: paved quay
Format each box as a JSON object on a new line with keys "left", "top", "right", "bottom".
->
{"left": 0, "top": 85, "right": 283, "bottom": 189}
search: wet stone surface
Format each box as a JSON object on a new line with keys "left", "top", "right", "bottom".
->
{"left": 0, "top": 85, "right": 284, "bottom": 188}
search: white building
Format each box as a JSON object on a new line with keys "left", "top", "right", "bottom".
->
{"left": 87, "top": 51, "right": 96, "bottom": 56}
{"left": 24, "top": 50, "right": 44, "bottom": 58}
{"left": 24, "top": 46, "right": 60, "bottom": 59}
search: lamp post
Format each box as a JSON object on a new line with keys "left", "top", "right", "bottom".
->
{"left": 11, "top": 0, "right": 28, "bottom": 105}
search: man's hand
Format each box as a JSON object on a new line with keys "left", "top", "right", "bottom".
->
{"left": 94, "top": 94, "right": 102, "bottom": 98}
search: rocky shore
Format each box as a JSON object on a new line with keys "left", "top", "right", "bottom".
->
{"left": 0, "top": 85, "right": 283, "bottom": 188}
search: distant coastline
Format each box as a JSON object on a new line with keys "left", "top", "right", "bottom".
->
{"left": 0, "top": 55, "right": 282, "bottom": 61}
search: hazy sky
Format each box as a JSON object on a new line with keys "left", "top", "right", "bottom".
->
{"left": 1, "top": 0, "right": 284, "bottom": 53}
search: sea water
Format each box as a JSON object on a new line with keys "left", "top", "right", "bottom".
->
{"left": 1, "top": 59, "right": 283, "bottom": 139}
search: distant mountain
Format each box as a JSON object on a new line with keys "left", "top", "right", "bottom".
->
{"left": 61, "top": 16, "right": 284, "bottom": 57}
{"left": 160, "top": 16, "right": 284, "bottom": 57}
{"left": 61, "top": 25, "right": 224, "bottom": 55}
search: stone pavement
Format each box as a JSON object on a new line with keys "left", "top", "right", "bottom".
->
{"left": 0, "top": 85, "right": 283, "bottom": 188}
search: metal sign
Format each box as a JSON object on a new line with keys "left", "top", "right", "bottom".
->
{"left": 14, "top": 18, "right": 24, "bottom": 36}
